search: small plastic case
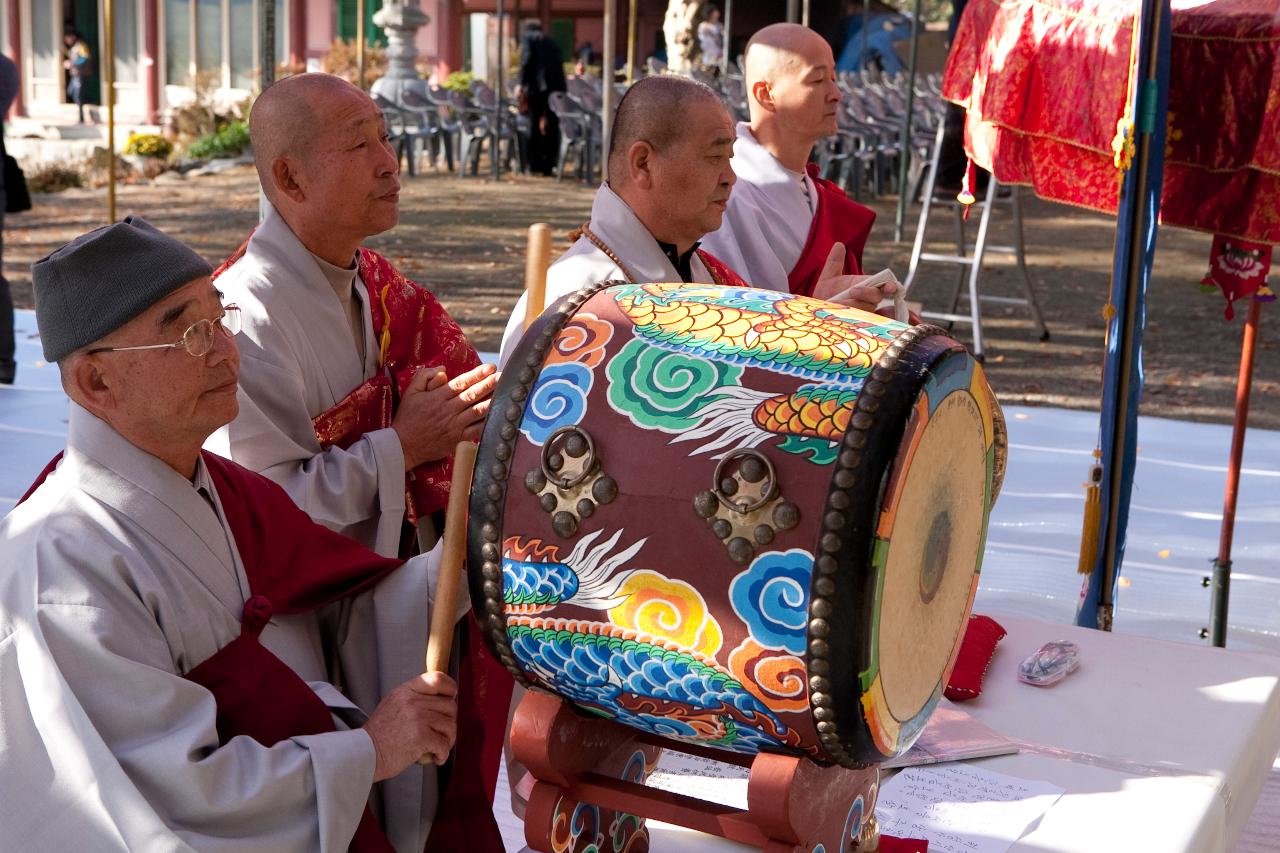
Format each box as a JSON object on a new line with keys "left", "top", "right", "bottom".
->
{"left": 1017, "top": 640, "right": 1080, "bottom": 686}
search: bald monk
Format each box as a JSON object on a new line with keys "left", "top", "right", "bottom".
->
{"left": 498, "top": 75, "right": 888, "bottom": 366}
{"left": 498, "top": 75, "right": 737, "bottom": 365}
{"left": 701, "top": 23, "right": 883, "bottom": 301}
{"left": 206, "top": 73, "right": 507, "bottom": 852}
{"left": 208, "top": 72, "right": 497, "bottom": 558}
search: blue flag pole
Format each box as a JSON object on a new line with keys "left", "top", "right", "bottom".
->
{"left": 1076, "top": 0, "right": 1171, "bottom": 630}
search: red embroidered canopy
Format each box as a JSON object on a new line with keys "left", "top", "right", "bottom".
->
{"left": 942, "top": 0, "right": 1280, "bottom": 245}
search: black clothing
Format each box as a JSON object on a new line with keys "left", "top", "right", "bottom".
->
{"left": 656, "top": 240, "right": 701, "bottom": 284}
{"left": 520, "top": 30, "right": 567, "bottom": 176}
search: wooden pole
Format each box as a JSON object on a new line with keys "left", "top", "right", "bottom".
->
{"left": 601, "top": 0, "right": 617, "bottom": 182}
{"left": 259, "top": 0, "right": 275, "bottom": 223}
{"left": 260, "top": 0, "right": 275, "bottom": 89}
{"left": 802, "top": 0, "right": 810, "bottom": 27}
{"left": 522, "top": 223, "right": 552, "bottom": 330}
{"left": 493, "top": 0, "right": 506, "bottom": 181}
{"left": 424, "top": 441, "right": 479, "bottom": 674}
{"left": 626, "top": 0, "right": 638, "bottom": 85}
{"left": 1208, "top": 299, "right": 1262, "bottom": 647}
{"left": 357, "top": 0, "right": 366, "bottom": 90}
{"left": 105, "top": 0, "right": 116, "bottom": 223}
{"left": 417, "top": 440, "right": 478, "bottom": 765}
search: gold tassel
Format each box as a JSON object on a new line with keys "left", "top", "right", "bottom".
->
{"left": 1077, "top": 449, "right": 1104, "bottom": 574}
{"left": 378, "top": 283, "right": 393, "bottom": 368}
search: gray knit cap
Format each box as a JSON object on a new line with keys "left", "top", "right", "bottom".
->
{"left": 32, "top": 215, "right": 214, "bottom": 362}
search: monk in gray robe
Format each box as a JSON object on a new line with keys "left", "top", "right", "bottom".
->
{"left": 208, "top": 73, "right": 497, "bottom": 559}
{"left": 0, "top": 218, "right": 464, "bottom": 851}
{"left": 206, "top": 72, "right": 510, "bottom": 851}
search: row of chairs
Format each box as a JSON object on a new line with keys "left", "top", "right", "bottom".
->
{"left": 374, "top": 65, "right": 946, "bottom": 197}
{"left": 544, "top": 65, "right": 948, "bottom": 199}
{"left": 545, "top": 74, "right": 627, "bottom": 183}
{"left": 374, "top": 81, "right": 528, "bottom": 179}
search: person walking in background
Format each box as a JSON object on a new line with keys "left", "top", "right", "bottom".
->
{"left": 519, "top": 21, "right": 567, "bottom": 177}
{"left": 63, "top": 30, "right": 93, "bottom": 124}
{"left": 699, "top": 5, "right": 725, "bottom": 70}
{"left": 0, "top": 51, "right": 18, "bottom": 385}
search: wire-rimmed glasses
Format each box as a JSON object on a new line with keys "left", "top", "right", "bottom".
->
{"left": 87, "top": 306, "right": 241, "bottom": 358}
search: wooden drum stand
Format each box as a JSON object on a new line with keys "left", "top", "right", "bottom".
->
{"left": 512, "top": 690, "right": 883, "bottom": 853}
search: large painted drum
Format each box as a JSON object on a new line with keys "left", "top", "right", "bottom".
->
{"left": 469, "top": 282, "right": 1006, "bottom": 768}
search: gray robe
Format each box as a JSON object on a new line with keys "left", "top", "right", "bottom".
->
{"left": 0, "top": 404, "right": 447, "bottom": 851}
{"left": 497, "top": 183, "right": 716, "bottom": 367}
{"left": 206, "top": 204, "right": 406, "bottom": 558}
{"left": 699, "top": 122, "right": 818, "bottom": 294}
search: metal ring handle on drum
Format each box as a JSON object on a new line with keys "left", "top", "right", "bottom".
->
{"left": 541, "top": 425, "right": 597, "bottom": 489}
{"left": 712, "top": 449, "right": 776, "bottom": 513}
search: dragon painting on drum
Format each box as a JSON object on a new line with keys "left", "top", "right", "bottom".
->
{"left": 470, "top": 281, "right": 1006, "bottom": 772}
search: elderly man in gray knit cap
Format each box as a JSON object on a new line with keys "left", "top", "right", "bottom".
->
{"left": 0, "top": 217, "right": 470, "bottom": 851}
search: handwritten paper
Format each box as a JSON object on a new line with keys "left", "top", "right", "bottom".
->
{"left": 876, "top": 764, "right": 1064, "bottom": 853}
{"left": 645, "top": 751, "right": 750, "bottom": 810}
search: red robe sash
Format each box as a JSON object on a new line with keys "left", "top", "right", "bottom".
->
{"left": 697, "top": 248, "right": 750, "bottom": 289}
{"left": 787, "top": 164, "right": 878, "bottom": 298}
{"left": 19, "top": 452, "right": 506, "bottom": 852}
{"left": 212, "top": 240, "right": 481, "bottom": 524}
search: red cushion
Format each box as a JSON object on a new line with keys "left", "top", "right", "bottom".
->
{"left": 944, "top": 614, "right": 1007, "bottom": 702}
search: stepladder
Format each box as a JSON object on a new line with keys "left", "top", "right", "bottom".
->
{"left": 903, "top": 121, "right": 1050, "bottom": 361}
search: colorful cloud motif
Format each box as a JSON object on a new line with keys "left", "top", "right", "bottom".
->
{"left": 546, "top": 312, "right": 614, "bottom": 369}
{"left": 608, "top": 570, "right": 723, "bottom": 659}
{"left": 606, "top": 338, "right": 743, "bottom": 432}
{"left": 729, "top": 637, "right": 808, "bottom": 713}
{"left": 730, "top": 549, "right": 813, "bottom": 655}
{"left": 521, "top": 361, "right": 592, "bottom": 445}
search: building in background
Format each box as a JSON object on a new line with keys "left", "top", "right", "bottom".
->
{"left": 1, "top": 1, "right": 842, "bottom": 128}
{"left": 1, "top": 0, "right": 467, "bottom": 125}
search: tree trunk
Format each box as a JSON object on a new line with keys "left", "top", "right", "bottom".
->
{"left": 663, "top": 0, "right": 701, "bottom": 74}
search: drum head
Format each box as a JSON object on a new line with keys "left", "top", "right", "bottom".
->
{"left": 859, "top": 353, "right": 995, "bottom": 758}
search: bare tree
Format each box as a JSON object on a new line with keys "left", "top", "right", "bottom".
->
{"left": 663, "top": 0, "right": 702, "bottom": 74}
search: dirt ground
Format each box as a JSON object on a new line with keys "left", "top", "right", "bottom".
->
{"left": 6, "top": 165, "right": 1277, "bottom": 429}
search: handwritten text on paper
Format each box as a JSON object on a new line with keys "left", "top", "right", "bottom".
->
{"left": 876, "top": 764, "right": 1064, "bottom": 853}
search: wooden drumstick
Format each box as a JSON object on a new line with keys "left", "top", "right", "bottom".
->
{"left": 522, "top": 222, "right": 552, "bottom": 330}
{"left": 418, "top": 440, "right": 478, "bottom": 765}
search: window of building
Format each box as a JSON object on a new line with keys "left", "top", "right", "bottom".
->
{"left": 114, "top": 0, "right": 140, "bottom": 85}
{"left": 164, "top": 0, "right": 286, "bottom": 90}
{"left": 337, "top": 0, "right": 385, "bottom": 47}
{"left": 196, "top": 0, "right": 222, "bottom": 77}
{"left": 165, "top": 0, "right": 193, "bottom": 86}
{"left": 31, "top": 0, "right": 57, "bottom": 80}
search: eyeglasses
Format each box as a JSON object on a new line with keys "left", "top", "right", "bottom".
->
{"left": 88, "top": 306, "right": 242, "bottom": 358}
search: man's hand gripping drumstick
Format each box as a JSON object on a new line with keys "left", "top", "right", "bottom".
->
{"left": 362, "top": 442, "right": 477, "bottom": 779}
